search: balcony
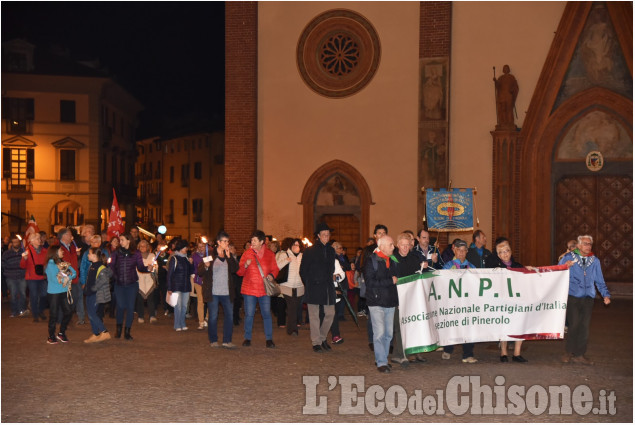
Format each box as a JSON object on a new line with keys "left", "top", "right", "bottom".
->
{"left": 5, "top": 178, "right": 32, "bottom": 198}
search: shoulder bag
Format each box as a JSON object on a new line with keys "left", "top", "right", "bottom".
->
{"left": 254, "top": 255, "right": 281, "bottom": 297}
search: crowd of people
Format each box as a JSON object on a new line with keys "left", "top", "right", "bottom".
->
{"left": 1, "top": 222, "right": 610, "bottom": 372}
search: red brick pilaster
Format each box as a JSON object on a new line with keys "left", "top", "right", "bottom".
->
{"left": 225, "top": 2, "right": 258, "bottom": 251}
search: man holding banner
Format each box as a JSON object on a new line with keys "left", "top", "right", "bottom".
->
{"left": 559, "top": 235, "right": 610, "bottom": 366}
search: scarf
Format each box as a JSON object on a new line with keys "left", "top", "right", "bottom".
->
{"left": 573, "top": 248, "right": 594, "bottom": 257}
{"left": 375, "top": 250, "right": 391, "bottom": 268}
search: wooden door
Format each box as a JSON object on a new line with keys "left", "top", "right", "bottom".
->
{"left": 554, "top": 175, "right": 633, "bottom": 282}
{"left": 321, "top": 214, "right": 360, "bottom": 255}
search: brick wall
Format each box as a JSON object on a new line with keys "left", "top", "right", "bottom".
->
{"left": 420, "top": 2, "right": 452, "bottom": 58}
{"left": 225, "top": 2, "right": 258, "bottom": 250}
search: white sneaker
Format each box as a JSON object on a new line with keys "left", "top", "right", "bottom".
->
{"left": 181, "top": 326, "right": 188, "bottom": 331}
{"left": 203, "top": 320, "right": 208, "bottom": 328}
{"left": 442, "top": 352, "right": 451, "bottom": 360}
{"left": 138, "top": 318, "right": 145, "bottom": 324}
{"left": 210, "top": 342, "right": 220, "bottom": 348}
{"left": 149, "top": 316, "right": 158, "bottom": 323}
{"left": 462, "top": 357, "right": 478, "bottom": 364}
{"left": 198, "top": 323, "right": 205, "bottom": 330}
{"left": 176, "top": 328, "right": 182, "bottom": 332}
{"left": 222, "top": 342, "right": 236, "bottom": 349}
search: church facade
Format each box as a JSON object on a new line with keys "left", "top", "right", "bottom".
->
{"left": 225, "top": 2, "right": 632, "bottom": 293}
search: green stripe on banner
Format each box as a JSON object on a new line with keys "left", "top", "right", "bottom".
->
{"left": 396, "top": 272, "right": 437, "bottom": 285}
{"left": 405, "top": 344, "right": 439, "bottom": 355}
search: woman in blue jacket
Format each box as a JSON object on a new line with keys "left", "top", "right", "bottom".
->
{"left": 45, "top": 245, "right": 77, "bottom": 344}
{"left": 109, "top": 234, "right": 153, "bottom": 340}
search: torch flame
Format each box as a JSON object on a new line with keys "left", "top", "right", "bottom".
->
{"left": 16, "top": 234, "right": 22, "bottom": 241}
{"left": 301, "top": 237, "right": 313, "bottom": 247}
{"left": 201, "top": 236, "right": 208, "bottom": 244}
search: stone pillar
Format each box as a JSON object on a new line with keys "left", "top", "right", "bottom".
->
{"left": 225, "top": 2, "right": 258, "bottom": 252}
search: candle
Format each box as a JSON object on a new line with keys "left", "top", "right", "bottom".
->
{"left": 201, "top": 236, "right": 209, "bottom": 256}
{"left": 16, "top": 234, "right": 24, "bottom": 249}
{"left": 154, "top": 245, "right": 167, "bottom": 262}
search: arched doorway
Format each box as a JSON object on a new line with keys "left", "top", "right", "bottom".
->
{"left": 50, "top": 200, "right": 84, "bottom": 233}
{"left": 301, "top": 160, "right": 373, "bottom": 251}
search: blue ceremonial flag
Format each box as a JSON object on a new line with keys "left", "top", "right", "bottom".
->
{"left": 425, "top": 188, "right": 474, "bottom": 232}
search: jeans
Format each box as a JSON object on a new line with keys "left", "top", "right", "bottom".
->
{"left": 26, "top": 279, "right": 46, "bottom": 318}
{"left": 207, "top": 295, "right": 233, "bottom": 343}
{"left": 71, "top": 284, "right": 85, "bottom": 321}
{"left": 243, "top": 295, "right": 273, "bottom": 341}
{"left": 369, "top": 306, "right": 395, "bottom": 367}
{"left": 6, "top": 278, "right": 27, "bottom": 315}
{"left": 566, "top": 295, "right": 595, "bottom": 356}
{"left": 115, "top": 283, "right": 138, "bottom": 328}
{"left": 174, "top": 292, "right": 190, "bottom": 330}
{"left": 47, "top": 292, "right": 72, "bottom": 337}
{"left": 86, "top": 293, "right": 106, "bottom": 335}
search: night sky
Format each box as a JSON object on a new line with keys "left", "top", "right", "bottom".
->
{"left": 1, "top": 1, "right": 225, "bottom": 138}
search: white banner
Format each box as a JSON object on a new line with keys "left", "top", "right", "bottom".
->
{"left": 396, "top": 267, "right": 569, "bottom": 355}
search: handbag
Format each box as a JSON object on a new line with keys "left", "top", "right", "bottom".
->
{"left": 254, "top": 255, "right": 281, "bottom": 297}
{"left": 30, "top": 248, "right": 45, "bottom": 276}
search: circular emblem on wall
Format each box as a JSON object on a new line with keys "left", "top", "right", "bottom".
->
{"left": 297, "top": 9, "right": 381, "bottom": 98}
{"left": 586, "top": 151, "right": 604, "bottom": 171}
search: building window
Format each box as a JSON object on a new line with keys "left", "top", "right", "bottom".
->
{"left": 102, "top": 155, "right": 107, "bottom": 183}
{"left": 156, "top": 160, "right": 161, "bottom": 178}
{"left": 181, "top": 164, "right": 189, "bottom": 187}
{"left": 60, "top": 100, "right": 76, "bottom": 123}
{"left": 169, "top": 166, "right": 174, "bottom": 183}
{"left": 183, "top": 198, "right": 188, "bottom": 215}
{"left": 3, "top": 147, "right": 34, "bottom": 187}
{"left": 60, "top": 149, "right": 76, "bottom": 181}
{"left": 194, "top": 162, "right": 202, "bottom": 179}
{"left": 120, "top": 158, "right": 126, "bottom": 184}
{"left": 168, "top": 199, "right": 174, "bottom": 223}
{"left": 192, "top": 199, "right": 203, "bottom": 222}
{"left": 2, "top": 97, "right": 34, "bottom": 134}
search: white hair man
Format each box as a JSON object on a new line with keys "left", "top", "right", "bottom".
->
{"left": 363, "top": 235, "right": 399, "bottom": 373}
{"left": 558, "top": 235, "right": 610, "bottom": 365}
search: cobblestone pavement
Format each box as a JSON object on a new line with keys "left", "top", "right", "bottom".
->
{"left": 1, "top": 297, "right": 632, "bottom": 422}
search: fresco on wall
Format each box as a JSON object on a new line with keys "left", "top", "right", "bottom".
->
{"left": 556, "top": 110, "right": 632, "bottom": 160}
{"left": 419, "top": 127, "right": 447, "bottom": 188}
{"left": 420, "top": 58, "right": 448, "bottom": 121}
{"left": 554, "top": 3, "right": 632, "bottom": 110}
{"left": 315, "top": 174, "right": 360, "bottom": 206}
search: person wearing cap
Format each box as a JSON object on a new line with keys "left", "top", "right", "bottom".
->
{"left": 443, "top": 239, "right": 475, "bottom": 270}
{"left": 299, "top": 222, "right": 343, "bottom": 353}
{"left": 441, "top": 239, "right": 477, "bottom": 363}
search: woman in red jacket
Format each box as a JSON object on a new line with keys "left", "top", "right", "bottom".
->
{"left": 237, "top": 230, "right": 279, "bottom": 348}
{"left": 21, "top": 233, "right": 48, "bottom": 322}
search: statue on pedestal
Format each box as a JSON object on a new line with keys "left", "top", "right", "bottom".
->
{"left": 493, "top": 64, "right": 519, "bottom": 130}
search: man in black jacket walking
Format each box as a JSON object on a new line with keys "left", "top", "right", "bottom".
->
{"left": 299, "top": 223, "right": 343, "bottom": 353}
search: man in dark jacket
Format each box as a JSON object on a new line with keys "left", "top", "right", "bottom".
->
{"left": 466, "top": 230, "right": 492, "bottom": 269}
{"left": 299, "top": 223, "right": 342, "bottom": 353}
{"left": 363, "top": 235, "right": 399, "bottom": 373}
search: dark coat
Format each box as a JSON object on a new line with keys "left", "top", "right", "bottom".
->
{"left": 363, "top": 253, "right": 399, "bottom": 308}
{"left": 109, "top": 248, "right": 150, "bottom": 287}
{"left": 467, "top": 245, "right": 493, "bottom": 269}
{"left": 198, "top": 252, "right": 239, "bottom": 303}
{"left": 393, "top": 250, "right": 422, "bottom": 278}
{"left": 167, "top": 254, "right": 193, "bottom": 293}
{"left": 299, "top": 241, "right": 336, "bottom": 305}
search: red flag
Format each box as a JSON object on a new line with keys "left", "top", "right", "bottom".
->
{"left": 107, "top": 188, "right": 125, "bottom": 240}
{"left": 24, "top": 215, "right": 40, "bottom": 247}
